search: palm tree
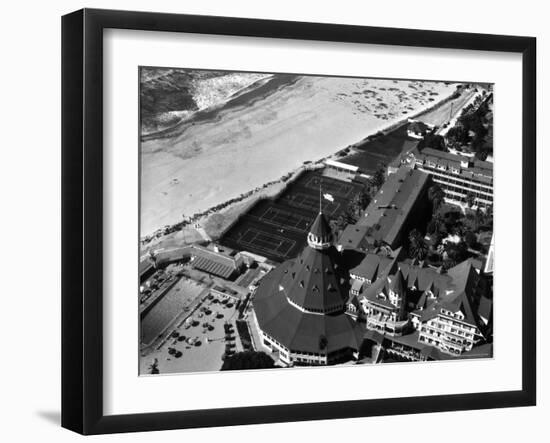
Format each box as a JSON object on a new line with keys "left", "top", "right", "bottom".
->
{"left": 409, "top": 229, "right": 428, "bottom": 261}
{"left": 427, "top": 214, "right": 445, "bottom": 236}
{"left": 465, "top": 192, "right": 476, "bottom": 208}
{"left": 428, "top": 185, "right": 445, "bottom": 214}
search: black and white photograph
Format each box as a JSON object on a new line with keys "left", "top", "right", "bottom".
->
{"left": 138, "top": 68, "right": 494, "bottom": 375}
{"left": 1, "top": 0, "right": 545, "bottom": 439}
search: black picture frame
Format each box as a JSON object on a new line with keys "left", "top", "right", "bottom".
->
{"left": 61, "top": 8, "right": 537, "bottom": 435}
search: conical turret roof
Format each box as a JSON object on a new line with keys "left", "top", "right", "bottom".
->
{"left": 309, "top": 212, "right": 331, "bottom": 239}
{"left": 280, "top": 245, "right": 348, "bottom": 313}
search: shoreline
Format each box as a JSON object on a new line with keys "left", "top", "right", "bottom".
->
{"left": 141, "top": 88, "right": 461, "bottom": 243}
{"left": 141, "top": 74, "right": 299, "bottom": 142}
{"left": 140, "top": 78, "right": 460, "bottom": 239}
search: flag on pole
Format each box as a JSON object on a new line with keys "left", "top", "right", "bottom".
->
{"left": 323, "top": 193, "right": 334, "bottom": 202}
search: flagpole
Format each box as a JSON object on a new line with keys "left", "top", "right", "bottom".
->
{"left": 319, "top": 182, "right": 322, "bottom": 214}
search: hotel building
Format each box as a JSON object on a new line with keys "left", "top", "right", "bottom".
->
{"left": 252, "top": 211, "right": 363, "bottom": 366}
{"left": 408, "top": 147, "right": 493, "bottom": 209}
{"left": 338, "top": 167, "right": 431, "bottom": 252}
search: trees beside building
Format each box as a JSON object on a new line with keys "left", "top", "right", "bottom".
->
{"left": 221, "top": 351, "right": 276, "bottom": 371}
{"left": 428, "top": 184, "right": 445, "bottom": 214}
{"left": 417, "top": 130, "right": 446, "bottom": 152}
{"left": 408, "top": 229, "right": 428, "bottom": 261}
{"left": 445, "top": 93, "right": 493, "bottom": 160}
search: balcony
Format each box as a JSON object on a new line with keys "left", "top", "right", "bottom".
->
{"left": 367, "top": 316, "right": 410, "bottom": 335}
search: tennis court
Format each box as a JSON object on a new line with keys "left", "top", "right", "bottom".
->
{"left": 284, "top": 192, "right": 341, "bottom": 215}
{"left": 238, "top": 228, "right": 295, "bottom": 258}
{"left": 259, "top": 207, "right": 311, "bottom": 231}
{"left": 219, "top": 169, "right": 363, "bottom": 262}
{"left": 303, "top": 175, "right": 355, "bottom": 198}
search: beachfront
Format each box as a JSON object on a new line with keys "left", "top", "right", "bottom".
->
{"left": 140, "top": 75, "right": 458, "bottom": 237}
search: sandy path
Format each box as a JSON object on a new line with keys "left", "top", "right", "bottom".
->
{"left": 140, "top": 76, "right": 457, "bottom": 236}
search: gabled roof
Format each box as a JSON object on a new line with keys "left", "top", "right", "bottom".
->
{"left": 429, "top": 259, "right": 484, "bottom": 329}
{"left": 349, "top": 247, "right": 403, "bottom": 281}
{"left": 415, "top": 289, "right": 437, "bottom": 311}
{"left": 350, "top": 254, "right": 390, "bottom": 281}
{"left": 351, "top": 279, "right": 364, "bottom": 293}
{"left": 338, "top": 167, "right": 429, "bottom": 249}
{"left": 362, "top": 278, "right": 395, "bottom": 310}
{"left": 398, "top": 262, "right": 451, "bottom": 293}
{"left": 339, "top": 224, "right": 371, "bottom": 250}
{"left": 389, "top": 269, "right": 406, "bottom": 294}
{"left": 415, "top": 302, "right": 440, "bottom": 322}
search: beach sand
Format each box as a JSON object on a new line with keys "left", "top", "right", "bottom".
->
{"left": 140, "top": 76, "right": 457, "bottom": 236}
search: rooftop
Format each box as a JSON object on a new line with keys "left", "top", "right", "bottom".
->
{"left": 309, "top": 212, "right": 332, "bottom": 241}
{"left": 254, "top": 265, "right": 364, "bottom": 354}
{"left": 413, "top": 148, "right": 493, "bottom": 184}
{"left": 190, "top": 245, "right": 240, "bottom": 279}
{"left": 350, "top": 253, "right": 392, "bottom": 281}
{"left": 279, "top": 245, "right": 349, "bottom": 313}
{"left": 339, "top": 167, "right": 429, "bottom": 249}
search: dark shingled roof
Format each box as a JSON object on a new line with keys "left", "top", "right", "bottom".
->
{"left": 414, "top": 148, "right": 493, "bottom": 185}
{"left": 349, "top": 248, "right": 403, "bottom": 282}
{"left": 309, "top": 212, "right": 331, "bottom": 239}
{"left": 389, "top": 269, "right": 406, "bottom": 294}
{"left": 338, "top": 167, "right": 429, "bottom": 249}
{"left": 398, "top": 262, "right": 451, "bottom": 292}
{"left": 364, "top": 329, "right": 386, "bottom": 345}
{"left": 253, "top": 266, "right": 364, "bottom": 354}
{"left": 363, "top": 278, "right": 395, "bottom": 310}
{"left": 279, "top": 245, "right": 348, "bottom": 313}
{"left": 364, "top": 258, "right": 488, "bottom": 332}
{"left": 440, "top": 259, "right": 482, "bottom": 326}
{"left": 409, "top": 259, "right": 486, "bottom": 329}
{"left": 253, "top": 213, "right": 364, "bottom": 355}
